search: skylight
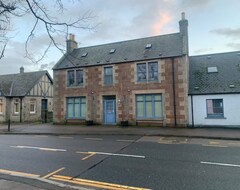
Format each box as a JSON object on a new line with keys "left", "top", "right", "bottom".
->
{"left": 81, "top": 52, "right": 88, "bottom": 57}
{"left": 109, "top": 49, "right": 116, "bottom": 54}
{"left": 145, "top": 44, "right": 152, "bottom": 49}
{"left": 207, "top": 66, "right": 218, "bottom": 73}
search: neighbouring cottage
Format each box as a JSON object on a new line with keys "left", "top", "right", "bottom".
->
{"left": 0, "top": 67, "right": 53, "bottom": 123}
{"left": 53, "top": 13, "right": 189, "bottom": 127}
{"left": 189, "top": 51, "right": 240, "bottom": 127}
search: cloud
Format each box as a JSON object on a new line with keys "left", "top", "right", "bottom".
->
{"left": 210, "top": 28, "right": 240, "bottom": 39}
{"left": 180, "top": 0, "right": 212, "bottom": 9}
{"left": 193, "top": 48, "right": 214, "bottom": 55}
{"left": 151, "top": 12, "right": 172, "bottom": 35}
{"left": 227, "top": 43, "right": 240, "bottom": 49}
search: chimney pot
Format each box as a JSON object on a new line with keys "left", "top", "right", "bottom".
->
{"left": 20, "top": 66, "right": 24, "bottom": 74}
{"left": 66, "top": 33, "right": 78, "bottom": 53}
{"left": 181, "top": 12, "right": 185, "bottom": 20}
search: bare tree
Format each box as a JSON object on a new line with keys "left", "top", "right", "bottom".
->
{"left": 0, "top": 0, "right": 94, "bottom": 63}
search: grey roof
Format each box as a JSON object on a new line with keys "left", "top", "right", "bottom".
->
{"left": 189, "top": 51, "right": 240, "bottom": 95}
{"left": 53, "top": 33, "right": 184, "bottom": 70}
{"left": 0, "top": 70, "right": 52, "bottom": 97}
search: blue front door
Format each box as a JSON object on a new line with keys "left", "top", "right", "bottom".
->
{"left": 104, "top": 100, "right": 116, "bottom": 124}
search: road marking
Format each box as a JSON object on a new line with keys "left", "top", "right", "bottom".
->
{"left": 77, "top": 151, "right": 145, "bottom": 159}
{"left": 201, "top": 161, "right": 240, "bottom": 168}
{"left": 209, "top": 141, "right": 220, "bottom": 145}
{"left": 0, "top": 169, "right": 40, "bottom": 178}
{"left": 51, "top": 175, "right": 151, "bottom": 190}
{"left": 116, "top": 139, "right": 135, "bottom": 142}
{"left": 10, "top": 146, "right": 67, "bottom": 152}
{"left": 34, "top": 135, "right": 49, "bottom": 138}
{"left": 202, "top": 144, "right": 227, "bottom": 148}
{"left": 42, "top": 167, "right": 65, "bottom": 179}
{"left": 84, "top": 138, "right": 103, "bottom": 141}
{"left": 78, "top": 152, "right": 96, "bottom": 160}
{"left": 59, "top": 136, "right": 73, "bottom": 139}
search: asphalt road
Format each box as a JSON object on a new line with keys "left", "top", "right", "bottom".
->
{"left": 0, "top": 135, "right": 240, "bottom": 190}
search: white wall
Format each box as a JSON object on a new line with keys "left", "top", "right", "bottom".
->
{"left": 188, "top": 94, "right": 240, "bottom": 127}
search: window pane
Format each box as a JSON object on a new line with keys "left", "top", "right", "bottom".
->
{"left": 154, "top": 101, "right": 162, "bottom": 117}
{"left": 104, "top": 67, "right": 112, "bottom": 75}
{"left": 137, "top": 63, "right": 146, "bottom": 81}
{"left": 76, "top": 70, "right": 83, "bottom": 86}
{"left": 136, "top": 102, "right": 144, "bottom": 117}
{"left": 81, "top": 104, "right": 86, "bottom": 117}
{"left": 146, "top": 95, "right": 152, "bottom": 101}
{"left": 104, "top": 75, "right": 113, "bottom": 85}
{"left": 67, "top": 104, "right": 73, "bottom": 117}
{"left": 81, "top": 97, "right": 86, "bottom": 103}
{"left": 154, "top": 95, "right": 162, "bottom": 101}
{"left": 136, "top": 95, "right": 143, "bottom": 101}
{"left": 104, "top": 67, "right": 113, "bottom": 85}
{"left": 207, "top": 100, "right": 213, "bottom": 114}
{"left": 74, "top": 99, "right": 80, "bottom": 117}
{"left": 146, "top": 102, "right": 153, "bottom": 117}
{"left": 67, "top": 70, "right": 75, "bottom": 86}
{"left": 148, "top": 62, "right": 158, "bottom": 81}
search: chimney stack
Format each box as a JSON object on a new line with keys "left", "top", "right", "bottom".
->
{"left": 179, "top": 12, "right": 189, "bottom": 55}
{"left": 66, "top": 33, "right": 78, "bottom": 53}
{"left": 20, "top": 66, "right": 24, "bottom": 74}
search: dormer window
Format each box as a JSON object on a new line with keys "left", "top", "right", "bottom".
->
{"left": 207, "top": 67, "right": 218, "bottom": 73}
{"left": 81, "top": 52, "right": 88, "bottom": 57}
{"left": 145, "top": 44, "right": 152, "bottom": 49}
{"left": 109, "top": 49, "right": 116, "bottom": 54}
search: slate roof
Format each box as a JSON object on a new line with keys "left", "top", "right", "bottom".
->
{"left": 53, "top": 33, "right": 184, "bottom": 70}
{"left": 0, "top": 70, "right": 52, "bottom": 97}
{"left": 189, "top": 51, "right": 240, "bottom": 95}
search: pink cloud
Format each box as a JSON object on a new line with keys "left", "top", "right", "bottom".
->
{"left": 151, "top": 12, "right": 171, "bottom": 35}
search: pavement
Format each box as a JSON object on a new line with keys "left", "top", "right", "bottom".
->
{"left": 1, "top": 122, "right": 240, "bottom": 140}
{"left": 1, "top": 122, "right": 240, "bottom": 190}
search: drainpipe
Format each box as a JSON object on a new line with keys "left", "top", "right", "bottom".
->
{"left": 20, "top": 97, "right": 23, "bottom": 123}
{"left": 190, "top": 95, "right": 194, "bottom": 127}
{"left": 171, "top": 58, "right": 177, "bottom": 126}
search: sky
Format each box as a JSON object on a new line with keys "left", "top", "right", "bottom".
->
{"left": 0, "top": 0, "right": 240, "bottom": 76}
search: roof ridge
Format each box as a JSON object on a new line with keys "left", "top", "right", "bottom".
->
{"left": 190, "top": 50, "right": 240, "bottom": 58}
{"left": 77, "top": 32, "right": 181, "bottom": 50}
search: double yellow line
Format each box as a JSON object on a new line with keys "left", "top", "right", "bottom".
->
{"left": 0, "top": 168, "right": 151, "bottom": 190}
{"left": 50, "top": 175, "right": 151, "bottom": 190}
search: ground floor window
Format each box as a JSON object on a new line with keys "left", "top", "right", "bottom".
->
{"left": 136, "top": 94, "right": 163, "bottom": 119}
{"left": 206, "top": 99, "right": 224, "bottom": 118}
{"left": 30, "top": 99, "right": 36, "bottom": 114}
{"left": 0, "top": 99, "right": 2, "bottom": 114}
{"left": 66, "top": 97, "right": 86, "bottom": 118}
{"left": 14, "top": 99, "right": 20, "bottom": 114}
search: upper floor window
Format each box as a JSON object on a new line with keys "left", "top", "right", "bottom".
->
{"left": 104, "top": 67, "right": 113, "bottom": 85}
{"left": 206, "top": 99, "right": 224, "bottom": 118}
{"left": 67, "top": 69, "right": 84, "bottom": 87}
{"left": 137, "top": 62, "right": 158, "bottom": 82}
{"left": 0, "top": 99, "right": 3, "bottom": 114}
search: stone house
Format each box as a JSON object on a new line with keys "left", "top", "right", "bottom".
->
{"left": 53, "top": 13, "right": 189, "bottom": 127}
{"left": 188, "top": 51, "right": 240, "bottom": 127}
{"left": 0, "top": 67, "right": 53, "bottom": 123}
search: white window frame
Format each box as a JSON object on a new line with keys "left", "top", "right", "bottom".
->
{"left": 14, "top": 99, "right": 20, "bottom": 114}
{"left": 30, "top": 100, "right": 36, "bottom": 114}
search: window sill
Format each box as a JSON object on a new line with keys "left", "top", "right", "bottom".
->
{"left": 67, "top": 85, "right": 84, "bottom": 88}
{"left": 136, "top": 118, "right": 164, "bottom": 121}
{"left": 205, "top": 117, "right": 226, "bottom": 119}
